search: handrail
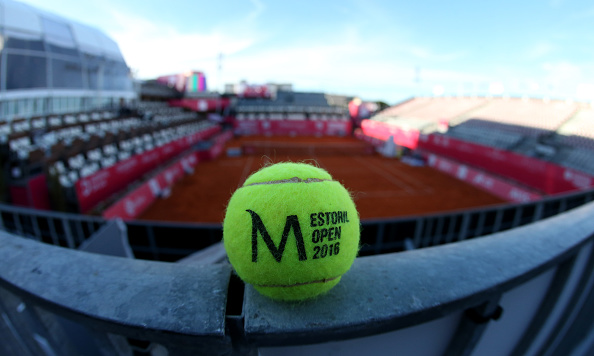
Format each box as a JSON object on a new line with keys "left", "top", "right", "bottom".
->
{"left": 0, "top": 188, "right": 592, "bottom": 262}
{"left": 242, "top": 201, "right": 594, "bottom": 346}
{"left": 1, "top": 202, "right": 593, "bottom": 354}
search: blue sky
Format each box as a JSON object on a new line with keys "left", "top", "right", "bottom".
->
{"left": 20, "top": 0, "right": 594, "bottom": 103}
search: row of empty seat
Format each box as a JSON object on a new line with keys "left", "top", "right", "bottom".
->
{"left": 236, "top": 105, "right": 347, "bottom": 114}
{"left": 446, "top": 120, "right": 524, "bottom": 150}
{"left": 462, "top": 98, "right": 578, "bottom": 137}
{"left": 560, "top": 147, "right": 594, "bottom": 174}
{"left": 376, "top": 97, "right": 579, "bottom": 134}
{"left": 5, "top": 109, "right": 198, "bottom": 166}
{"left": 235, "top": 113, "right": 350, "bottom": 121}
{"left": 376, "top": 97, "right": 487, "bottom": 122}
{"left": 370, "top": 96, "right": 594, "bottom": 175}
{"left": 1, "top": 102, "right": 214, "bottom": 186}
{"left": 50, "top": 121, "right": 215, "bottom": 188}
{"left": 556, "top": 108, "right": 594, "bottom": 150}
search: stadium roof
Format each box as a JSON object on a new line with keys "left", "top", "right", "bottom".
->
{"left": 0, "top": 0, "right": 124, "bottom": 60}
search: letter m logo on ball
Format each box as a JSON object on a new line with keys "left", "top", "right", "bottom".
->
{"left": 246, "top": 210, "right": 307, "bottom": 263}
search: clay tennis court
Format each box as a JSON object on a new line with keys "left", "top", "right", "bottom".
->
{"left": 138, "top": 136, "right": 505, "bottom": 223}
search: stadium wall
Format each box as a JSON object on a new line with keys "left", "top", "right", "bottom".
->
{"left": 8, "top": 174, "right": 51, "bottom": 210}
{"left": 75, "top": 125, "right": 220, "bottom": 213}
{"left": 102, "top": 152, "right": 199, "bottom": 220}
{"left": 358, "top": 119, "right": 594, "bottom": 195}
{"left": 359, "top": 119, "right": 420, "bottom": 148}
{"left": 103, "top": 130, "right": 233, "bottom": 220}
{"left": 426, "top": 153, "right": 542, "bottom": 203}
{"left": 418, "top": 133, "right": 594, "bottom": 194}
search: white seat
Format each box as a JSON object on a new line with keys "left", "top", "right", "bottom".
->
{"left": 59, "top": 174, "right": 72, "bottom": 187}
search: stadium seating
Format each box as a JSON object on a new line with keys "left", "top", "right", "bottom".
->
{"left": 556, "top": 107, "right": 594, "bottom": 150}
{"left": 0, "top": 101, "right": 217, "bottom": 203}
{"left": 235, "top": 91, "right": 350, "bottom": 122}
{"left": 446, "top": 119, "right": 524, "bottom": 149}
{"left": 471, "top": 98, "right": 574, "bottom": 133}
{"left": 366, "top": 97, "right": 594, "bottom": 176}
{"left": 375, "top": 96, "right": 487, "bottom": 122}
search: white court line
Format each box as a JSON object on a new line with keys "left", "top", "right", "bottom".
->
{"left": 377, "top": 160, "right": 434, "bottom": 193}
{"left": 354, "top": 157, "right": 416, "bottom": 194}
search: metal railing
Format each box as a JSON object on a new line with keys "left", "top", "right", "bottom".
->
{"left": 359, "top": 188, "right": 594, "bottom": 255}
{"left": 1, "top": 200, "right": 594, "bottom": 355}
{"left": 0, "top": 188, "right": 593, "bottom": 262}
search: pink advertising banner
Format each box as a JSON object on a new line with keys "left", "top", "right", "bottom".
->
{"left": 426, "top": 153, "right": 542, "bottom": 202}
{"left": 360, "top": 120, "right": 420, "bottom": 149}
{"left": 103, "top": 152, "right": 200, "bottom": 220}
{"left": 417, "top": 134, "right": 594, "bottom": 194}
{"left": 76, "top": 126, "right": 220, "bottom": 213}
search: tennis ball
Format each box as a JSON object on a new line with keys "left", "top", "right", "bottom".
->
{"left": 223, "top": 162, "right": 360, "bottom": 301}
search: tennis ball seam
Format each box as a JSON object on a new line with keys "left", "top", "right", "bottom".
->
{"left": 241, "top": 176, "right": 334, "bottom": 188}
{"left": 253, "top": 275, "right": 341, "bottom": 288}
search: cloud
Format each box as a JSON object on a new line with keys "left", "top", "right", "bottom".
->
{"left": 106, "top": 10, "right": 258, "bottom": 79}
{"left": 524, "top": 42, "right": 555, "bottom": 60}
{"left": 408, "top": 46, "right": 467, "bottom": 63}
{"left": 542, "top": 61, "right": 583, "bottom": 82}
{"left": 246, "top": 0, "right": 266, "bottom": 22}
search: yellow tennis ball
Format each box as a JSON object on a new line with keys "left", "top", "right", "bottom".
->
{"left": 223, "top": 162, "right": 360, "bottom": 301}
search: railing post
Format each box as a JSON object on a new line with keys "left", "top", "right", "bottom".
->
{"left": 512, "top": 206, "right": 523, "bottom": 228}
{"left": 413, "top": 218, "right": 424, "bottom": 248}
{"left": 374, "top": 223, "right": 385, "bottom": 255}
{"left": 13, "top": 213, "right": 24, "bottom": 237}
{"left": 422, "top": 218, "right": 434, "bottom": 248}
{"left": 533, "top": 202, "right": 544, "bottom": 223}
{"left": 492, "top": 208, "right": 504, "bottom": 233}
{"left": 30, "top": 216, "right": 42, "bottom": 242}
{"left": 432, "top": 216, "right": 445, "bottom": 245}
{"left": 445, "top": 215, "right": 458, "bottom": 244}
{"left": 474, "top": 212, "right": 487, "bottom": 237}
{"left": 47, "top": 218, "right": 60, "bottom": 246}
{"left": 458, "top": 213, "right": 471, "bottom": 241}
{"left": 146, "top": 225, "right": 159, "bottom": 261}
{"left": 61, "top": 218, "right": 75, "bottom": 249}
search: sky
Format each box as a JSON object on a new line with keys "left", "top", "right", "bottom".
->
{"left": 18, "top": 0, "right": 594, "bottom": 104}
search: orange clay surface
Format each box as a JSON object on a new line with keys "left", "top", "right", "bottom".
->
{"left": 138, "top": 136, "right": 506, "bottom": 223}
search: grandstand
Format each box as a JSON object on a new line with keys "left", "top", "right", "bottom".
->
{"left": 1, "top": 1, "right": 594, "bottom": 355}
{"left": 363, "top": 96, "right": 594, "bottom": 176}
{"left": 235, "top": 91, "right": 350, "bottom": 125}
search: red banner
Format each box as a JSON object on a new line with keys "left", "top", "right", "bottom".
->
{"left": 426, "top": 154, "right": 541, "bottom": 202}
{"left": 103, "top": 152, "right": 200, "bottom": 220}
{"left": 238, "top": 84, "right": 271, "bottom": 98}
{"left": 360, "top": 120, "right": 420, "bottom": 149}
{"left": 417, "top": 134, "right": 594, "bottom": 194}
{"left": 9, "top": 174, "right": 51, "bottom": 210}
{"left": 355, "top": 123, "right": 594, "bottom": 195}
{"left": 234, "top": 120, "right": 352, "bottom": 136}
{"left": 354, "top": 128, "right": 387, "bottom": 147}
{"left": 76, "top": 126, "right": 220, "bottom": 213}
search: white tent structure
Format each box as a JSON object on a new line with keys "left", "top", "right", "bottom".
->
{"left": 0, "top": 0, "right": 136, "bottom": 119}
